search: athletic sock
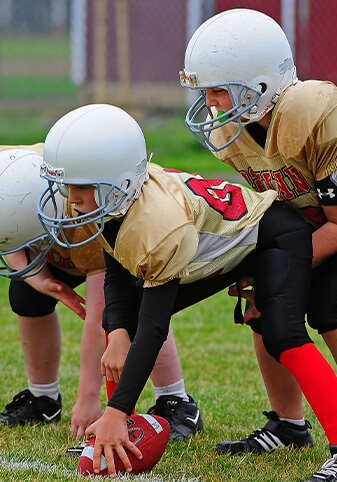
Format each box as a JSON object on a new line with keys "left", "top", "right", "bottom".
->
{"left": 279, "top": 417, "right": 305, "bottom": 426}
{"left": 153, "top": 379, "right": 189, "bottom": 402}
{"left": 280, "top": 343, "right": 337, "bottom": 444}
{"left": 28, "top": 379, "right": 60, "bottom": 401}
{"left": 106, "top": 380, "right": 117, "bottom": 400}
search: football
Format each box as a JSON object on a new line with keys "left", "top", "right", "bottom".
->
{"left": 77, "top": 413, "right": 170, "bottom": 476}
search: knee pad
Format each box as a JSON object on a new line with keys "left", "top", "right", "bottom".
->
{"left": 259, "top": 297, "right": 311, "bottom": 361}
{"left": 248, "top": 318, "right": 262, "bottom": 334}
{"left": 9, "top": 280, "right": 57, "bottom": 317}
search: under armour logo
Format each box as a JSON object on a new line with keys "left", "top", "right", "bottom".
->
{"left": 317, "top": 188, "right": 336, "bottom": 199}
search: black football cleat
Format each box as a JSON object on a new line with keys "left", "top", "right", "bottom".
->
{"left": 306, "top": 445, "right": 337, "bottom": 481}
{"left": 215, "top": 410, "right": 313, "bottom": 455}
{"left": 65, "top": 439, "right": 88, "bottom": 457}
{"left": 147, "top": 394, "right": 203, "bottom": 441}
{"left": 0, "top": 389, "right": 61, "bottom": 426}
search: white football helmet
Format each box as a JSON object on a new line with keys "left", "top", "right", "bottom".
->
{"left": 0, "top": 149, "right": 60, "bottom": 279}
{"left": 180, "top": 8, "right": 298, "bottom": 151}
{"left": 38, "top": 104, "right": 149, "bottom": 248}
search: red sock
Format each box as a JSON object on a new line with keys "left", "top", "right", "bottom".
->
{"left": 104, "top": 331, "right": 135, "bottom": 414}
{"left": 280, "top": 343, "right": 337, "bottom": 444}
{"left": 106, "top": 379, "right": 117, "bottom": 400}
{"left": 105, "top": 331, "right": 117, "bottom": 399}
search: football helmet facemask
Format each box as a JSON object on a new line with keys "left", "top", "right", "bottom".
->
{"left": 38, "top": 104, "right": 149, "bottom": 248}
{"left": 180, "top": 8, "right": 298, "bottom": 151}
{"left": 0, "top": 149, "right": 60, "bottom": 279}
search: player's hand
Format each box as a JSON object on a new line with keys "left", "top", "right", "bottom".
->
{"left": 228, "top": 276, "right": 261, "bottom": 323}
{"left": 40, "top": 277, "right": 86, "bottom": 319}
{"left": 85, "top": 407, "right": 142, "bottom": 477}
{"left": 101, "top": 329, "right": 131, "bottom": 383}
{"left": 70, "top": 394, "right": 102, "bottom": 438}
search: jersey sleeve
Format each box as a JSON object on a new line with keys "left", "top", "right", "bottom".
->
{"left": 114, "top": 166, "right": 199, "bottom": 287}
{"left": 311, "top": 102, "right": 337, "bottom": 180}
{"left": 275, "top": 81, "right": 337, "bottom": 181}
{"left": 125, "top": 223, "right": 198, "bottom": 287}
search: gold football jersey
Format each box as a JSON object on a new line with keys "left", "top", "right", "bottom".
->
{"left": 211, "top": 80, "right": 337, "bottom": 228}
{"left": 45, "top": 223, "right": 105, "bottom": 276}
{"left": 84, "top": 163, "right": 277, "bottom": 287}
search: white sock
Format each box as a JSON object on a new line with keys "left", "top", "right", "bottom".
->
{"left": 153, "top": 379, "right": 189, "bottom": 402}
{"left": 279, "top": 417, "right": 305, "bottom": 426}
{"left": 28, "top": 379, "right": 60, "bottom": 401}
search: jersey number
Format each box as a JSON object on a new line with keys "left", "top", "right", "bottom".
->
{"left": 185, "top": 178, "right": 247, "bottom": 221}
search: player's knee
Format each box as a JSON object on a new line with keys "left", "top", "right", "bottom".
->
{"left": 260, "top": 297, "right": 311, "bottom": 361}
{"left": 263, "top": 334, "right": 309, "bottom": 362}
{"left": 9, "top": 281, "right": 56, "bottom": 316}
{"left": 260, "top": 299, "right": 287, "bottom": 360}
{"left": 307, "top": 254, "right": 337, "bottom": 334}
{"left": 9, "top": 300, "right": 55, "bottom": 317}
{"left": 248, "top": 318, "right": 262, "bottom": 334}
{"left": 307, "top": 315, "right": 337, "bottom": 334}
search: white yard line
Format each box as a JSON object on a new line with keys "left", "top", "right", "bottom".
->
{"left": 0, "top": 454, "right": 201, "bottom": 481}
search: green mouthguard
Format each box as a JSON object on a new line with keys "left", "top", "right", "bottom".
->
{"left": 217, "top": 111, "right": 229, "bottom": 122}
